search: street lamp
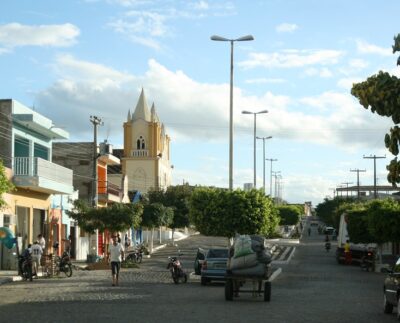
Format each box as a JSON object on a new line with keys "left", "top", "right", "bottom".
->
{"left": 211, "top": 34, "right": 254, "bottom": 190}
{"left": 271, "top": 170, "right": 281, "bottom": 200}
{"left": 266, "top": 158, "right": 278, "bottom": 196}
{"left": 256, "top": 136, "right": 272, "bottom": 194}
{"left": 242, "top": 110, "right": 268, "bottom": 188}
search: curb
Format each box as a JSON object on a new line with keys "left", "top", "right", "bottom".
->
{"left": 0, "top": 277, "right": 12, "bottom": 285}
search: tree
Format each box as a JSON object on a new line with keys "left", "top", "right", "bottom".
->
{"left": 315, "top": 197, "right": 348, "bottom": 229}
{"left": 67, "top": 200, "right": 143, "bottom": 234}
{"left": 0, "top": 159, "right": 14, "bottom": 210}
{"left": 277, "top": 205, "right": 301, "bottom": 226}
{"left": 367, "top": 199, "right": 400, "bottom": 244}
{"left": 164, "top": 184, "right": 193, "bottom": 241}
{"left": 351, "top": 34, "right": 400, "bottom": 185}
{"left": 346, "top": 208, "right": 375, "bottom": 244}
{"left": 146, "top": 185, "right": 193, "bottom": 244}
{"left": 141, "top": 202, "right": 173, "bottom": 252}
{"left": 189, "top": 187, "right": 279, "bottom": 240}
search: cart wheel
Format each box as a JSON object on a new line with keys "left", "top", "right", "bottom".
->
{"left": 225, "top": 279, "right": 234, "bottom": 301}
{"left": 264, "top": 281, "right": 271, "bottom": 302}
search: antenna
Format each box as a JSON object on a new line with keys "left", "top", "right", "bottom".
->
{"left": 106, "top": 124, "right": 111, "bottom": 141}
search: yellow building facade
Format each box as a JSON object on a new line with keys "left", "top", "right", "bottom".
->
{"left": 122, "top": 89, "right": 172, "bottom": 193}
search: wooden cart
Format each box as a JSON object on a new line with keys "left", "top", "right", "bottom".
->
{"left": 224, "top": 267, "right": 271, "bottom": 302}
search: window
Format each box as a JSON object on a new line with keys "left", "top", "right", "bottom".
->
{"left": 34, "top": 143, "right": 49, "bottom": 160}
{"left": 137, "top": 136, "right": 146, "bottom": 150}
{"left": 14, "top": 136, "right": 29, "bottom": 157}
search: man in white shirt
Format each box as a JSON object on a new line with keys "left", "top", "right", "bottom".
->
{"left": 31, "top": 240, "right": 43, "bottom": 278}
{"left": 107, "top": 234, "right": 124, "bottom": 286}
{"left": 38, "top": 234, "right": 46, "bottom": 252}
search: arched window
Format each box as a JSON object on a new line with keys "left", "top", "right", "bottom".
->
{"left": 137, "top": 136, "right": 146, "bottom": 150}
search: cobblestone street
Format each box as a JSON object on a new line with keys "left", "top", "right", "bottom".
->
{"left": 0, "top": 232, "right": 397, "bottom": 323}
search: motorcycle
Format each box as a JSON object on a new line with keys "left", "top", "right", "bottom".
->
{"left": 167, "top": 253, "right": 187, "bottom": 284}
{"left": 126, "top": 249, "right": 143, "bottom": 263}
{"left": 56, "top": 251, "right": 73, "bottom": 277}
{"left": 18, "top": 254, "right": 33, "bottom": 281}
{"left": 360, "top": 250, "right": 375, "bottom": 272}
{"left": 325, "top": 242, "right": 331, "bottom": 252}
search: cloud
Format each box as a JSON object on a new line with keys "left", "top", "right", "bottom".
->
{"left": 245, "top": 78, "right": 286, "bottom": 84}
{"left": 337, "top": 77, "right": 362, "bottom": 90}
{"left": 276, "top": 23, "right": 298, "bottom": 33}
{"left": 192, "top": 1, "right": 209, "bottom": 10}
{"left": 239, "top": 49, "right": 344, "bottom": 69}
{"left": 348, "top": 58, "right": 369, "bottom": 69}
{"left": 53, "top": 54, "right": 135, "bottom": 89}
{"left": 106, "top": 1, "right": 235, "bottom": 49}
{"left": 356, "top": 39, "right": 392, "bottom": 56}
{"left": 35, "top": 57, "right": 391, "bottom": 152}
{"left": 304, "top": 67, "right": 333, "bottom": 78}
{"left": 0, "top": 23, "right": 79, "bottom": 52}
{"left": 106, "top": 0, "right": 151, "bottom": 7}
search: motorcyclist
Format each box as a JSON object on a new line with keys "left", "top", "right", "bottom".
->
{"left": 18, "top": 244, "right": 32, "bottom": 276}
{"left": 325, "top": 236, "right": 331, "bottom": 251}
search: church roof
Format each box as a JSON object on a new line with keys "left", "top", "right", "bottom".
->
{"left": 151, "top": 103, "right": 160, "bottom": 123}
{"left": 132, "top": 88, "right": 151, "bottom": 122}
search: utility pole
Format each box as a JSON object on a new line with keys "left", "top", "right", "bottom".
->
{"left": 266, "top": 158, "right": 278, "bottom": 196}
{"left": 341, "top": 182, "right": 353, "bottom": 198}
{"left": 271, "top": 171, "right": 281, "bottom": 200}
{"left": 350, "top": 169, "right": 366, "bottom": 200}
{"left": 363, "top": 155, "right": 386, "bottom": 199}
{"left": 256, "top": 136, "right": 272, "bottom": 194}
{"left": 90, "top": 115, "right": 103, "bottom": 207}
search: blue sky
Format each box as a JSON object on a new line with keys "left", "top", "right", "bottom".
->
{"left": 1, "top": 0, "right": 399, "bottom": 206}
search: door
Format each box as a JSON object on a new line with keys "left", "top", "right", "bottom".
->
{"left": 16, "top": 206, "right": 30, "bottom": 250}
{"left": 32, "top": 209, "right": 45, "bottom": 242}
{"left": 70, "top": 226, "right": 76, "bottom": 259}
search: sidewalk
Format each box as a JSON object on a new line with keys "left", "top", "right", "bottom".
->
{"left": 0, "top": 271, "right": 21, "bottom": 285}
{"left": 71, "top": 231, "right": 192, "bottom": 271}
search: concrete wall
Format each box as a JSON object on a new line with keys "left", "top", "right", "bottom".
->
{"left": 0, "top": 100, "right": 12, "bottom": 168}
{"left": 53, "top": 142, "right": 95, "bottom": 203}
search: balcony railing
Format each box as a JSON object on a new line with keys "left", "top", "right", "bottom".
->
{"left": 98, "top": 181, "right": 120, "bottom": 196}
{"left": 13, "top": 157, "right": 73, "bottom": 194}
{"left": 98, "top": 181, "right": 121, "bottom": 202}
{"left": 131, "top": 149, "right": 149, "bottom": 157}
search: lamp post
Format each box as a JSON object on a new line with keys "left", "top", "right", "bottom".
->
{"left": 242, "top": 110, "right": 268, "bottom": 188}
{"left": 271, "top": 170, "right": 281, "bottom": 200}
{"left": 211, "top": 34, "right": 254, "bottom": 190}
{"left": 256, "top": 136, "right": 272, "bottom": 194}
{"left": 266, "top": 158, "right": 278, "bottom": 196}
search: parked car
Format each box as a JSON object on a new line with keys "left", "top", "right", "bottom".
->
{"left": 324, "top": 226, "right": 335, "bottom": 235}
{"left": 382, "top": 257, "right": 400, "bottom": 319}
{"left": 200, "top": 248, "right": 229, "bottom": 285}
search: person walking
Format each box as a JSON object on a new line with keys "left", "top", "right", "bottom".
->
{"left": 31, "top": 240, "right": 43, "bottom": 278}
{"left": 107, "top": 234, "right": 124, "bottom": 286}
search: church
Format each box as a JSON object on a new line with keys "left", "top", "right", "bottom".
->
{"left": 117, "top": 88, "right": 172, "bottom": 194}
